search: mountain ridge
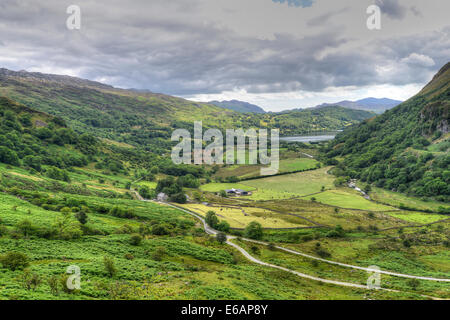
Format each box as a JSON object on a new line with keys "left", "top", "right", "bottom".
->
{"left": 208, "top": 100, "right": 266, "bottom": 113}
{"left": 314, "top": 97, "right": 402, "bottom": 114}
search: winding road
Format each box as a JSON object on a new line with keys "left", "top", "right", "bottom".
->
{"left": 162, "top": 201, "right": 450, "bottom": 287}
{"left": 133, "top": 189, "right": 450, "bottom": 291}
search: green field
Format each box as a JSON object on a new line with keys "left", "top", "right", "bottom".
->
{"left": 179, "top": 203, "right": 312, "bottom": 229}
{"left": 302, "top": 189, "right": 395, "bottom": 212}
{"left": 384, "top": 211, "right": 448, "bottom": 224}
{"left": 370, "top": 187, "right": 449, "bottom": 213}
{"left": 241, "top": 167, "right": 335, "bottom": 200}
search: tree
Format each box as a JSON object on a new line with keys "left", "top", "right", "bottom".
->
{"left": 0, "top": 146, "right": 20, "bottom": 166}
{"left": 245, "top": 222, "right": 263, "bottom": 240}
{"left": 205, "top": 211, "right": 219, "bottom": 229}
{"left": 216, "top": 232, "right": 227, "bottom": 244}
{"left": 169, "top": 192, "right": 187, "bottom": 204}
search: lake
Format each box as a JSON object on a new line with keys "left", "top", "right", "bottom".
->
{"left": 280, "top": 132, "right": 338, "bottom": 143}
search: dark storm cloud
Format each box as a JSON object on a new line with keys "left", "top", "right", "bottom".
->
{"left": 375, "top": 0, "right": 407, "bottom": 20}
{"left": 0, "top": 0, "right": 447, "bottom": 97}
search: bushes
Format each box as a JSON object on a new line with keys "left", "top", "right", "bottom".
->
{"left": 130, "top": 233, "right": 143, "bottom": 246}
{"left": 103, "top": 256, "right": 117, "bottom": 277}
{"left": 152, "top": 247, "right": 166, "bottom": 261}
{"left": 0, "top": 146, "right": 20, "bottom": 166}
{"left": 169, "top": 193, "right": 187, "bottom": 204}
{"left": 151, "top": 223, "right": 170, "bottom": 236}
{"left": 0, "top": 252, "right": 30, "bottom": 271}
{"left": 46, "top": 166, "right": 71, "bottom": 182}
{"left": 216, "top": 221, "right": 231, "bottom": 233}
{"left": 109, "top": 206, "right": 135, "bottom": 219}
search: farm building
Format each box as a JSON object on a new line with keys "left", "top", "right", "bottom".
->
{"left": 225, "top": 188, "right": 252, "bottom": 196}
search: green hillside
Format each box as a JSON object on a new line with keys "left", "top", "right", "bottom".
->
{"left": 324, "top": 62, "right": 450, "bottom": 204}
{"left": 0, "top": 69, "right": 374, "bottom": 152}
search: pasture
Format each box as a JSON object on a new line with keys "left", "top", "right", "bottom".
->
{"left": 241, "top": 167, "right": 335, "bottom": 200}
{"left": 301, "top": 189, "right": 395, "bottom": 211}
{"left": 178, "top": 203, "right": 312, "bottom": 229}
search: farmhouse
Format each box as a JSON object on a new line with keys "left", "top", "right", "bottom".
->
{"left": 225, "top": 188, "right": 252, "bottom": 196}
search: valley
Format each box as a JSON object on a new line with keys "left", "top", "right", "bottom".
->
{"left": 0, "top": 64, "right": 448, "bottom": 301}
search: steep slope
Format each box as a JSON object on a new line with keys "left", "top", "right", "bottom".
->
{"left": 325, "top": 62, "right": 450, "bottom": 203}
{"left": 315, "top": 98, "right": 402, "bottom": 113}
{"left": 208, "top": 100, "right": 266, "bottom": 113}
{"left": 0, "top": 96, "right": 97, "bottom": 175}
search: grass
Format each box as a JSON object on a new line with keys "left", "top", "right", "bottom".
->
{"left": 178, "top": 203, "right": 311, "bottom": 229}
{"left": 241, "top": 167, "right": 335, "bottom": 200}
{"left": 302, "top": 189, "right": 395, "bottom": 212}
{"left": 384, "top": 211, "right": 448, "bottom": 224}
{"left": 370, "top": 187, "right": 449, "bottom": 213}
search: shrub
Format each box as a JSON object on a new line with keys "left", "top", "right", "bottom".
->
{"left": 48, "top": 275, "right": 60, "bottom": 296}
{"left": 151, "top": 223, "right": 170, "bottom": 236}
{"left": 152, "top": 247, "right": 166, "bottom": 261}
{"left": 216, "top": 232, "right": 227, "bottom": 244}
{"left": 169, "top": 192, "right": 187, "bottom": 204}
{"left": 216, "top": 221, "right": 230, "bottom": 233}
{"left": 130, "top": 234, "right": 143, "bottom": 246}
{"left": 75, "top": 211, "right": 88, "bottom": 225}
{"left": 19, "top": 269, "right": 42, "bottom": 291}
{"left": 0, "top": 252, "right": 30, "bottom": 271}
{"left": 103, "top": 256, "right": 117, "bottom": 277}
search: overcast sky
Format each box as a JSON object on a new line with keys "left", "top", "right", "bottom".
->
{"left": 0, "top": 0, "right": 448, "bottom": 111}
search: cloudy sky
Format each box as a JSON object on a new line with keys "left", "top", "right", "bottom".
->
{"left": 0, "top": 0, "right": 449, "bottom": 111}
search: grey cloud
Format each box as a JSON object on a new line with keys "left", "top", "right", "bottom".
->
{"left": 375, "top": 0, "right": 407, "bottom": 20}
{"left": 0, "top": 0, "right": 447, "bottom": 97}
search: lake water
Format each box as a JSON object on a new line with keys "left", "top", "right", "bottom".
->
{"left": 280, "top": 133, "right": 337, "bottom": 143}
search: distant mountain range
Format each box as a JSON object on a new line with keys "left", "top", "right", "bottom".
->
{"left": 208, "top": 100, "right": 266, "bottom": 113}
{"left": 314, "top": 97, "right": 402, "bottom": 114}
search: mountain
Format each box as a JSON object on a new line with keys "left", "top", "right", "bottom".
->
{"left": 0, "top": 68, "right": 238, "bottom": 151}
{"left": 208, "top": 100, "right": 266, "bottom": 113}
{"left": 0, "top": 68, "right": 375, "bottom": 149}
{"left": 315, "top": 97, "right": 402, "bottom": 114}
{"left": 324, "top": 62, "right": 450, "bottom": 203}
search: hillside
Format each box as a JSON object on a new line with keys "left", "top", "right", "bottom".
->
{"left": 0, "top": 68, "right": 375, "bottom": 148}
{"left": 315, "top": 98, "right": 402, "bottom": 114}
{"left": 272, "top": 106, "right": 375, "bottom": 135}
{"left": 208, "top": 100, "right": 266, "bottom": 113}
{"left": 324, "top": 62, "right": 450, "bottom": 203}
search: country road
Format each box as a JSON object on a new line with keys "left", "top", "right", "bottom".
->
{"left": 132, "top": 190, "right": 450, "bottom": 287}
